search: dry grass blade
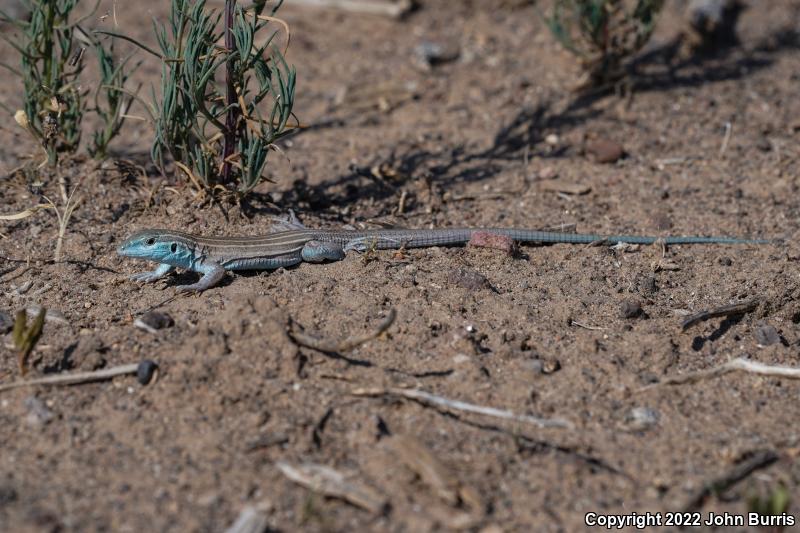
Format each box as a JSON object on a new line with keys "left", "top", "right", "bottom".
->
{"left": 641, "top": 358, "right": 800, "bottom": 391}
{"left": 290, "top": 308, "right": 396, "bottom": 353}
{"left": 275, "top": 461, "right": 387, "bottom": 513}
{"left": 12, "top": 307, "right": 46, "bottom": 376}
{"left": 42, "top": 186, "right": 83, "bottom": 262}
{"left": 0, "top": 204, "right": 54, "bottom": 220}
{"left": 0, "top": 363, "right": 139, "bottom": 392}
{"left": 351, "top": 387, "right": 573, "bottom": 429}
{"left": 223, "top": 506, "right": 269, "bottom": 533}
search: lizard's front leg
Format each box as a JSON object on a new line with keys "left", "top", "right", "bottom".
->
{"left": 175, "top": 262, "right": 226, "bottom": 292}
{"left": 130, "top": 263, "right": 175, "bottom": 283}
{"left": 300, "top": 241, "right": 346, "bottom": 263}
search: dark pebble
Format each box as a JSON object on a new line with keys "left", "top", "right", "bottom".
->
{"left": 0, "top": 310, "right": 12, "bottom": 335}
{"left": 754, "top": 324, "right": 781, "bottom": 347}
{"left": 620, "top": 300, "right": 643, "bottom": 319}
{"left": 719, "top": 257, "right": 733, "bottom": 266}
{"left": 137, "top": 360, "right": 158, "bottom": 385}
{"left": 139, "top": 311, "right": 174, "bottom": 330}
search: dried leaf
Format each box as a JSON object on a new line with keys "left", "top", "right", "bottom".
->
{"left": 276, "top": 461, "right": 387, "bottom": 513}
{"left": 0, "top": 204, "right": 53, "bottom": 221}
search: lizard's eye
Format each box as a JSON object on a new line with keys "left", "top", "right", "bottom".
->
{"left": 170, "top": 243, "right": 178, "bottom": 253}
{"left": 145, "top": 237, "right": 156, "bottom": 246}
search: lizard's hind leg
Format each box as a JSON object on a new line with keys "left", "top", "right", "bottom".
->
{"left": 301, "top": 241, "right": 346, "bottom": 263}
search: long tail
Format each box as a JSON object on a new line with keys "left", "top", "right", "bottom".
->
{"left": 342, "top": 228, "right": 770, "bottom": 248}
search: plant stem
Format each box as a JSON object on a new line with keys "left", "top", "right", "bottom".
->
{"left": 222, "top": 0, "right": 239, "bottom": 185}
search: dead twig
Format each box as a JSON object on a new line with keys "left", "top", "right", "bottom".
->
{"left": 351, "top": 386, "right": 572, "bottom": 429}
{"left": 641, "top": 358, "right": 800, "bottom": 391}
{"left": 570, "top": 319, "right": 606, "bottom": 331}
{"left": 42, "top": 185, "right": 82, "bottom": 262}
{"left": 0, "top": 363, "right": 140, "bottom": 392}
{"left": 275, "top": 461, "right": 387, "bottom": 513}
{"left": 681, "top": 300, "right": 758, "bottom": 331}
{"left": 682, "top": 450, "right": 779, "bottom": 512}
{"left": 287, "top": 0, "right": 412, "bottom": 19}
{"left": 719, "top": 121, "right": 732, "bottom": 158}
{"left": 290, "top": 308, "right": 396, "bottom": 353}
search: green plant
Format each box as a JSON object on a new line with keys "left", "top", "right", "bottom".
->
{"left": 12, "top": 307, "right": 46, "bottom": 376}
{"left": 546, "top": 0, "right": 664, "bottom": 87}
{"left": 0, "top": 0, "right": 138, "bottom": 165}
{"left": 148, "top": 0, "right": 296, "bottom": 195}
{"left": 88, "top": 39, "right": 140, "bottom": 159}
{"left": 749, "top": 485, "right": 791, "bottom": 532}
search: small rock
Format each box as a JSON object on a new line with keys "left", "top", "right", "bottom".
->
{"left": 754, "top": 324, "right": 781, "bottom": 347}
{"left": 137, "top": 360, "right": 158, "bottom": 385}
{"left": 625, "top": 407, "right": 659, "bottom": 431}
{"left": 619, "top": 300, "right": 643, "bottom": 319}
{"left": 545, "top": 133, "right": 560, "bottom": 146}
{"left": 537, "top": 166, "right": 557, "bottom": 180}
{"left": 413, "top": 41, "right": 459, "bottom": 70}
{"left": 447, "top": 267, "right": 491, "bottom": 291}
{"left": 719, "top": 257, "right": 733, "bottom": 266}
{"left": 585, "top": 137, "right": 625, "bottom": 164}
{"left": 467, "top": 232, "right": 516, "bottom": 256}
{"left": 134, "top": 311, "right": 174, "bottom": 334}
{"left": 23, "top": 397, "right": 54, "bottom": 428}
{"left": 541, "top": 358, "right": 561, "bottom": 375}
{"left": 0, "top": 310, "right": 12, "bottom": 335}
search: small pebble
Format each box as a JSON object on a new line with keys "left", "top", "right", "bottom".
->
{"left": 134, "top": 311, "right": 175, "bottom": 334}
{"left": 545, "top": 133, "right": 560, "bottom": 145}
{"left": 413, "top": 41, "right": 459, "bottom": 70}
{"left": 585, "top": 137, "right": 625, "bottom": 164}
{"left": 136, "top": 360, "right": 158, "bottom": 385}
{"left": 620, "top": 300, "right": 643, "bottom": 319}
{"left": 625, "top": 407, "right": 659, "bottom": 431}
{"left": 719, "top": 257, "right": 733, "bottom": 266}
{"left": 754, "top": 324, "right": 781, "bottom": 347}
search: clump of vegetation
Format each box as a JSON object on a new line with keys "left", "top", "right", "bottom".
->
{"left": 146, "top": 0, "right": 296, "bottom": 196}
{"left": 0, "top": 0, "right": 138, "bottom": 165}
{"left": 749, "top": 485, "right": 791, "bottom": 532}
{"left": 546, "top": 0, "right": 664, "bottom": 88}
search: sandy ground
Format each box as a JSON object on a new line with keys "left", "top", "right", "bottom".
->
{"left": 1, "top": 0, "right": 800, "bottom": 531}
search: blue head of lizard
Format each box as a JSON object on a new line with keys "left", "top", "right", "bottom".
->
{"left": 117, "top": 230, "right": 196, "bottom": 269}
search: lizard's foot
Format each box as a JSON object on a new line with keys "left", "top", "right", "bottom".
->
{"left": 175, "top": 264, "right": 226, "bottom": 292}
{"left": 301, "top": 241, "right": 346, "bottom": 263}
{"left": 130, "top": 264, "right": 175, "bottom": 283}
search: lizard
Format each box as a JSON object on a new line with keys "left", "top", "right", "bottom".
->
{"left": 117, "top": 213, "right": 770, "bottom": 292}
